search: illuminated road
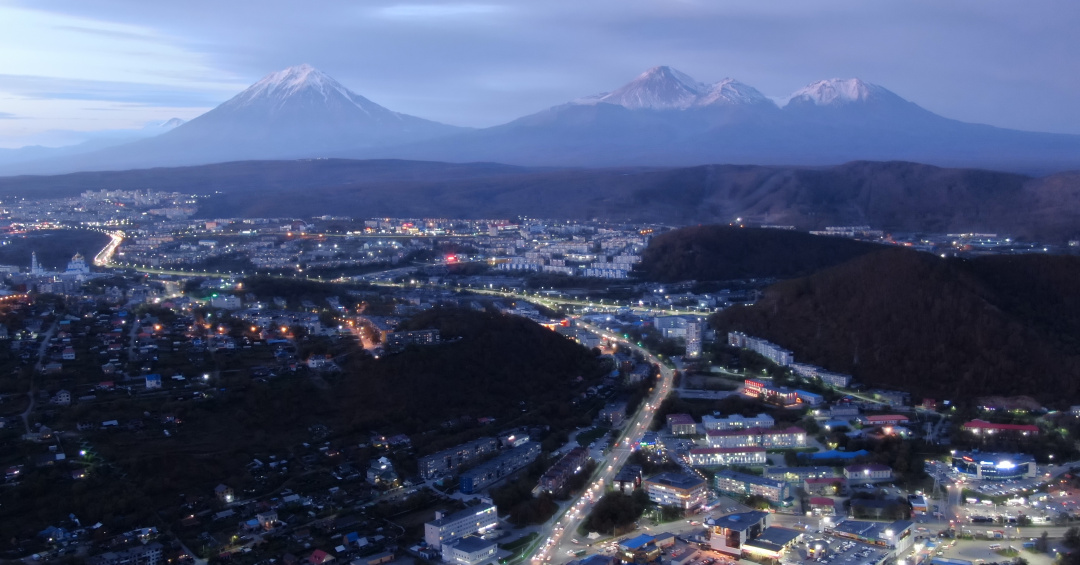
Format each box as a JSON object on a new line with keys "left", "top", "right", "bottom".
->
{"left": 92, "top": 229, "right": 125, "bottom": 267}
{"left": 528, "top": 321, "right": 676, "bottom": 564}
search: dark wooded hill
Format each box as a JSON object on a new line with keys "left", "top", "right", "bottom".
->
{"left": 709, "top": 248, "right": 1080, "bottom": 404}
{"left": 636, "top": 225, "right": 885, "bottom": 282}
{"left": 1, "top": 158, "right": 1077, "bottom": 241}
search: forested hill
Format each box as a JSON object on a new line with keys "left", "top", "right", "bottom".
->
{"left": 709, "top": 248, "right": 1080, "bottom": 404}
{"left": 342, "top": 308, "right": 607, "bottom": 438}
{"left": 636, "top": 225, "right": 885, "bottom": 282}
{"left": 3, "top": 159, "right": 1080, "bottom": 241}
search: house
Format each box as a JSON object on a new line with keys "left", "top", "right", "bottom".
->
{"left": 215, "top": 484, "right": 234, "bottom": 503}
{"left": 309, "top": 549, "right": 336, "bottom": 565}
{"left": 62, "top": 347, "right": 76, "bottom": 360}
{"left": 613, "top": 465, "right": 642, "bottom": 493}
{"left": 256, "top": 511, "right": 278, "bottom": 530}
{"left": 145, "top": 374, "right": 162, "bottom": 389}
{"left": 51, "top": 390, "right": 72, "bottom": 406}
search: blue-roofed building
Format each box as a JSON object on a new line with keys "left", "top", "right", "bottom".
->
{"left": 800, "top": 449, "right": 870, "bottom": 462}
{"left": 795, "top": 390, "right": 824, "bottom": 406}
{"left": 618, "top": 534, "right": 660, "bottom": 564}
{"left": 705, "top": 511, "right": 770, "bottom": 555}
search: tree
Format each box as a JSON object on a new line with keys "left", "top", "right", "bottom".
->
{"left": 745, "top": 494, "right": 771, "bottom": 510}
{"left": 1064, "top": 526, "right": 1080, "bottom": 549}
{"left": 1035, "top": 531, "right": 1050, "bottom": 553}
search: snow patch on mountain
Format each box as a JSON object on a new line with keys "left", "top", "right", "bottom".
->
{"left": 786, "top": 78, "right": 890, "bottom": 106}
{"left": 696, "top": 78, "right": 772, "bottom": 107}
{"left": 221, "top": 64, "right": 392, "bottom": 118}
{"left": 576, "top": 66, "right": 773, "bottom": 110}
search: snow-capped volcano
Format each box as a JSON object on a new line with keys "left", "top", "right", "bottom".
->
{"left": 212, "top": 64, "right": 416, "bottom": 124}
{"left": 12, "top": 64, "right": 465, "bottom": 171}
{"left": 577, "top": 66, "right": 772, "bottom": 110}
{"left": 585, "top": 66, "right": 706, "bottom": 110}
{"left": 786, "top": 78, "right": 897, "bottom": 107}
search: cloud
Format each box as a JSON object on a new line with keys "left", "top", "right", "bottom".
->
{"left": 0, "top": 74, "right": 232, "bottom": 107}
{"left": 375, "top": 3, "right": 507, "bottom": 19}
{"left": 0, "top": 112, "right": 18, "bottom": 119}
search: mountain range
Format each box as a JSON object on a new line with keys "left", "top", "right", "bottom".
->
{"left": 3, "top": 65, "right": 1080, "bottom": 175}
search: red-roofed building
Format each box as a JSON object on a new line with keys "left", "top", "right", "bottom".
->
{"left": 962, "top": 419, "right": 1039, "bottom": 437}
{"left": 859, "top": 415, "right": 909, "bottom": 426}
{"left": 309, "top": 549, "right": 336, "bottom": 565}
{"left": 808, "top": 497, "right": 836, "bottom": 516}
{"left": 804, "top": 477, "right": 846, "bottom": 496}
{"left": 688, "top": 447, "right": 767, "bottom": 467}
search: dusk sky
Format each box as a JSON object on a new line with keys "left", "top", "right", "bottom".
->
{"left": 1, "top": 0, "right": 1078, "bottom": 148}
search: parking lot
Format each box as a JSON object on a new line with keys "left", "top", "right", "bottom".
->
{"left": 790, "top": 537, "right": 889, "bottom": 565}
{"left": 937, "top": 539, "right": 1057, "bottom": 565}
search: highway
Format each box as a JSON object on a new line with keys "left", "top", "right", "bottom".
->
{"left": 528, "top": 321, "right": 676, "bottom": 564}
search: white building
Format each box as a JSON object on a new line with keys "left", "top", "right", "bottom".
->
{"left": 702, "top": 413, "right": 775, "bottom": 431}
{"left": 644, "top": 472, "right": 708, "bottom": 510}
{"left": 685, "top": 318, "right": 703, "bottom": 359}
{"left": 424, "top": 501, "right": 498, "bottom": 550}
{"left": 688, "top": 447, "right": 767, "bottom": 467}
{"left": 441, "top": 536, "right": 498, "bottom": 565}
{"left": 706, "top": 427, "right": 806, "bottom": 449}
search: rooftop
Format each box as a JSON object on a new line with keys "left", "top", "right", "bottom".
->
{"left": 451, "top": 536, "right": 497, "bottom": 553}
{"left": 646, "top": 472, "right": 706, "bottom": 490}
{"left": 831, "top": 519, "right": 914, "bottom": 545}
{"left": 962, "top": 420, "right": 1039, "bottom": 433}
{"left": 620, "top": 534, "right": 656, "bottom": 551}
{"left": 704, "top": 511, "right": 769, "bottom": 531}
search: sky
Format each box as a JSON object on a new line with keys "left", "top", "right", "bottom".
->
{"left": 0, "top": 0, "right": 1078, "bottom": 148}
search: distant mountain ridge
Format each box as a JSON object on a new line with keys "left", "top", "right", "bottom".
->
{"left": 0, "top": 158, "right": 1077, "bottom": 242}
{"left": 3, "top": 64, "right": 1080, "bottom": 174}
{"left": 374, "top": 66, "right": 1080, "bottom": 174}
